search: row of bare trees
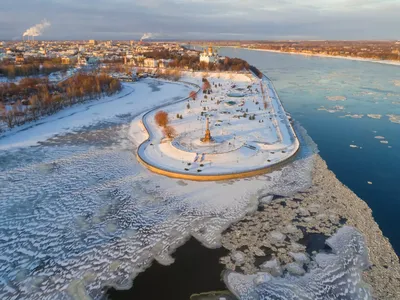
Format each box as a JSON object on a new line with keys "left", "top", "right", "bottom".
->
{"left": 167, "top": 56, "right": 249, "bottom": 72}
{"left": 189, "top": 91, "right": 197, "bottom": 100}
{"left": 0, "top": 58, "right": 71, "bottom": 79}
{"left": 154, "top": 110, "right": 176, "bottom": 138}
{"left": 157, "top": 69, "right": 182, "bottom": 81}
{"left": 202, "top": 78, "right": 211, "bottom": 93}
{"left": 0, "top": 73, "right": 122, "bottom": 130}
{"left": 59, "top": 73, "right": 121, "bottom": 102}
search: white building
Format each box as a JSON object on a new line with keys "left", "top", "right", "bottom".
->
{"left": 200, "top": 46, "right": 219, "bottom": 64}
{"left": 158, "top": 59, "right": 172, "bottom": 68}
{"left": 143, "top": 58, "right": 158, "bottom": 68}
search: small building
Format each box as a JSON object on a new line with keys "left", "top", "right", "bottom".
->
{"left": 61, "top": 57, "right": 71, "bottom": 65}
{"left": 88, "top": 40, "right": 97, "bottom": 46}
{"left": 132, "top": 55, "right": 145, "bottom": 66}
{"left": 143, "top": 58, "right": 158, "bottom": 68}
{"left": 77, "top": 55, "right": 87, "bottom": 66}
{"left": 158, "top": 59, "right": 172, "bottom": 68}
{"left": 200, "top": 46, "right": 219, "bottom": 64}
{"left": 15, "top": 54, "right": 25, "bottom": 64}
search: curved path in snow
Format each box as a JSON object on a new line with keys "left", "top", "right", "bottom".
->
{"left": 136, "top": 73, "right": 300, "bottom": 181}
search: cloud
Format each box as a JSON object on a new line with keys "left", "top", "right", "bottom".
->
{"left": 0, "top": 0, "right": 399, "bottom": 40}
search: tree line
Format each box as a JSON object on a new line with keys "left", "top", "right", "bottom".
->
{"left": 154, "top": 110, "right": 176, "bottom": 138}
{"left": 0, "top": 57, "right": 71, "bottom": 79}
{"left": 0, "top": 73, "right": 122, "bottom": 130}
{"left": 167, "top": 55, "right": 250, "bottom": 72}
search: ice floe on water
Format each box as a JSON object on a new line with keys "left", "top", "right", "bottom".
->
{"left": 380, "top": 140, "right": 389, "bottom": 144}
{"left": 349, "top": 144, "right": 359, "bottom": 148}
{"left": 387, "top": 114, "right": 400, "bottom": 124}
{"left": 374, "top": 136, "right": 385, "bottom": 139}
{"left": 317, "top": 105, "right": 344, "bottom": 113}
{"left": 326, "top": 96, "right": 347, "bottom": 101}
{"left": 367, "top": 114, "right": 382, "bottom": 119}
{"left": 224, "top": 226, "right": 372, "bottom": 300}
{"left": 343, "top": 114, "right": 364, "bottom": 119}
{"left": 0, "top": 80, "right": 316, "bottom": 299}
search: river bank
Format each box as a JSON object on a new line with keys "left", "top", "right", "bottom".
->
{"left": 236, "top": 47, "right": 400, "bottom": 67}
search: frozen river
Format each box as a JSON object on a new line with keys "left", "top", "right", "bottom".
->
{"left": 0, "top": 79, "right": 314, "bottom": 299}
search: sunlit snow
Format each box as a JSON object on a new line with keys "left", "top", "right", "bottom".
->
{"left": 0, "top": 78, "right": 314, "bottom": 299}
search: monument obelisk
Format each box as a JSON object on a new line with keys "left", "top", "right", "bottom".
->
{"left": 201, "top": 117, "right": 213, "bottom": 143}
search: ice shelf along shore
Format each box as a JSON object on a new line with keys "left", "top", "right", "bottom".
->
{"left": 136, "top": 72, "right": 299, "bottom": 178}
{"left": 0, "top": 72, "right": 399, "bottom": 300}
{"left": 224, "top": 226, "right": 372, "bottom": 300}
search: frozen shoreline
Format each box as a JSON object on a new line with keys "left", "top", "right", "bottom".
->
{"left": 236, "top": 47, "right": 400, "bottom": 67}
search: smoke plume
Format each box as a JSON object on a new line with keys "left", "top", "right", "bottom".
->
{"left": 23, "top": 19, "right": 51, "bottom": 37}
{"left": 140, "top": 33, "right": 153, "bottom": 41}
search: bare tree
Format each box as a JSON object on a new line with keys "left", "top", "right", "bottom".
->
{"left": 155, "top": 110, "right": 169, "bottom": 127}
{"left": 189, "top": 91, "right": 197, "bottom": 100}
{"left": 3, "top": 109, "right": 15, "bottom": 128}
{"left": 163, "top": 125, "right": 176, "bottom": 138}
{"left": 202, "top": 80, "right": 211, "bottom": 92}
{"left": 29, "top": 95, "right": 40, "bottom": 120}
{"left": 13, "top": 100, "right": 25, "bottom": 125}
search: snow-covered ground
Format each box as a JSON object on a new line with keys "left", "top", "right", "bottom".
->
{"left": 0, "top": 79, "right": 192, "bottom": 151}
{"left": 136, "top": 73, "right": 299, "bottom": 176}
{"left": 0, "top": 75, "right": 315, "bottom": 299}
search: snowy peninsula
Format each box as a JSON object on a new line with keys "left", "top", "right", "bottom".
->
{"left": 134, "top": 72, "right": 299, "bottom": 180}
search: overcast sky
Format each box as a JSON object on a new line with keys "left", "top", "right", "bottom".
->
{"left": 1, "top": 0, "right": 399, "bottom": 40}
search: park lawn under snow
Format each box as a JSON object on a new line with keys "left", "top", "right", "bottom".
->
{"left": 136, "top": 73, "right": 299, "bottom": 175}
{"left": 0, "top": 79, "right": 192, "bottom": 151}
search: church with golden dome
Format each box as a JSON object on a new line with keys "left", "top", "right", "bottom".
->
{"left": 200, "top": 46, "right": 219, "bottom": 64}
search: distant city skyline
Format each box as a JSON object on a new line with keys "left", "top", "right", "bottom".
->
{"left": 1, "top": 0, "right": 399, "bottom": 40}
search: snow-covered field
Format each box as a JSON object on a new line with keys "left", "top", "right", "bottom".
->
{"left": 0, "top": 79, "right": 191, "bottom": 151}
{"left": 136, "top": 73, "right": 299, "bottom": 176}
{"left": 0, "top": 75, "right": 315, "bottom": 299}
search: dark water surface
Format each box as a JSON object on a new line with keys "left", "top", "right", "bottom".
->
{"left": 218, "top": 47, "right": 400, "bottom": 255}
{"left": 106, "top": 238, "right": 229, "bottom": 300}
